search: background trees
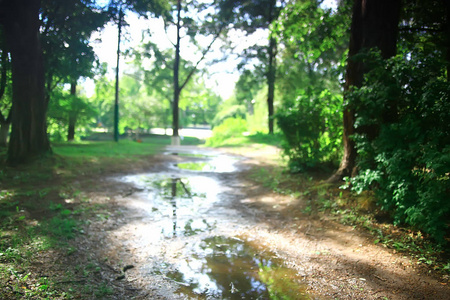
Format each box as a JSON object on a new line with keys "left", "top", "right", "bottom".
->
{"left": 221, "top": 0, "right": 284, "bottom": 134}
{"left": 274, "top": 0, "right": 350, "bottom": 171}
{"left": 0, "top": 0, "right": 448, "bottom": 242}
{"left": 41, "top": 0, "right": 107, "bottom": 141}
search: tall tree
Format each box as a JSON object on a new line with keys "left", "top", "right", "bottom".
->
{"left": 220, "top": 0, "right": 283, "bottom": 134}
{"left": 107, "top": 0, "right": 169, "bottom": 142}
{"left": 41, "top": 0, "right": 108, "bottom": 141}
{"left": 0, "top": 0, "right": 51, "bottom": 164}
{"left": 172, "top": 0, "right": 181, "bottom": 142}
{"left": 167, "top": 0, "right": 228, "bottom": 143}
{"left": 329, "top": 0, "right": 402, "bottom": 182}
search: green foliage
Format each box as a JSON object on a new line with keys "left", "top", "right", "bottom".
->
{"left": 205, "top": 117, "right": 247, "bottom": 147}
{"left": 275, "top": 0, "right": 350, "bottom": 67}
{"left": 47, "top": 86, "right": 97, "bottom": 141}
{"left": 272, "top": 0, "right": 349, "bottom": 173}
{"left": 347, "top": 50, "right": 450, "bottom": 243}
{"left": 119, "top": 72, "right": 167, "bottom": 134}
{"left": 276, "top": 89, "right": 342, "bottom": 172}
{"left": 53, "top": 139, "right": 168, "bottom": 158}
{"left": 212, "top": 102, "right": 247, "bottom": 128}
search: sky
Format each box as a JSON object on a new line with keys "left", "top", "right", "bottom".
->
{"left": 87, "top": 12, "right": 252, "bottom": 100}
{"left": 86, "top": 0, "right": 338, "bottom": 99}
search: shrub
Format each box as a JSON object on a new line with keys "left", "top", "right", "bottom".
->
{"left": 348, "top": 50, "right": 450, "bottom": 243}
{"left": 276, "top": 88, "right": 342, "bottom": 172}
{"left": 205, "top": 117, "right": 248, "bottom": 147}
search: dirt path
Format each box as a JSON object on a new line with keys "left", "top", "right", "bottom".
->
{"left": 73, "top": 145, "right": 449, "bottom": 299}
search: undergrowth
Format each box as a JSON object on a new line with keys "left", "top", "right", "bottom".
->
{"left": 250, "top": 165, "right": 450, "bottom": 276}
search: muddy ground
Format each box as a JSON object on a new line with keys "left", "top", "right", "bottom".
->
{"left": 18, "top": 145, "right": 450, "bottom": 299}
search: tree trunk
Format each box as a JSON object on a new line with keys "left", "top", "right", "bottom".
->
{"left": 0, "top": 121, "right": 9, "bottom": 147}
{"left": 329, "top": 0, "right": 401, "bottom": 182}
{"left": 67, "top": 81, "right": 77, "bottom": 141}
{"left": 266, "top": 0, "right": 277, "bottom": 135}
{"left": 267, "top": 35, "right": 276, "bottom": 135}
{"left": 172, "top": 0, "right": 181, "bottom": 140}
{"left": 1, "top": 0, "right": 51, "bottom": 165}
{"left": 114, "top": 7, "right": 123, "bottom": 142}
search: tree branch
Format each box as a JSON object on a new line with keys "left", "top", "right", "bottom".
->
{"left": 179, "top": 25, "right": 225, "bottom": 92}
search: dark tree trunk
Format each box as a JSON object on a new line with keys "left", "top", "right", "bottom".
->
{"left": 114, "top": 7, "right": 123, "bottom": 142}
{"left": 266, "top": 0, "right": 277, "bottom": 135}
{"left": 267, "top": 35, "right": 276, "bottom": 135}
{"left": 67, "top": 118, "right": 76, "bottom": 141}
{"left": 329, "top": 0, "right": 401, "bottom": 182}
{"left": 172, "top": 0, "right": 181, "bottom": 140}
{"left": 67, "top": 81, "right": 77, "bottom": 141}
{"left": 1, "top": 0, "right": 51, "bottom": 165}
{"left": 0, "top": 121, "right": 9, "bottom": 147}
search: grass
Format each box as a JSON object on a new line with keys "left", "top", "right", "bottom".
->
{"left": 54, "top": 135, "right": 201, "bottom": 158}
{"left": 206, "top": 132, "right": 283, "bottom": 148}
{"left": 0, "top": 198, "right": 79, "bottom": 298}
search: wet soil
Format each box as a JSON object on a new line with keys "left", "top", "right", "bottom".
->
{"left": 55, "top": 145, "right": 449, "bottom": 299}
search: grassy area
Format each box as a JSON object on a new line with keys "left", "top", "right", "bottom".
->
{"left": 54, "top": 135, "right": 202, "bottom": 158}
{"left": 206, "top": 132, "right": 283, "bottom": 148}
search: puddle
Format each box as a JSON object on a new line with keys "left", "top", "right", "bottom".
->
{"left": 169, "top": 153, "right": 212, "bottom": 158}
{"left": 120, "top": 174, "right": 220, "bottom": 238}
{"left": 176, "top": 155, "right": 238, "bottom": 173}
{"left": 162, "top": 236, "right": 310, "bottom": 299}
{"left": 117, "top": 148, "right": 311, "bottom": 299}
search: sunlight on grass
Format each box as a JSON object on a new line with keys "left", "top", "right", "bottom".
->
{"left": 206, "top": 132, "right": 283, "bottom": 148}
{"left": 53, "top": 136, "right": 202, "bottom": 158}
{"left": 53, "top": 139, "right": 167, "bottom": 158}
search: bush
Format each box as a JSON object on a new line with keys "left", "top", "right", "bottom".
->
{"left": 205, "top": 117, "right": 248, "bottom": 147}
{"left": 276, "top": 88, "right": 342, "bottom": 172}
{"left": 348, "top": 50, "right": 450, "bottom": 243}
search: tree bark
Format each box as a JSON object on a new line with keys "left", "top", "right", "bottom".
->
{"left": 267, "top": 35, "right": 276, "bottom": 135}
{"left": 0, "top": 121, "right": 9, "bottom": 147}
{"left": 172, "top": 0, "right": 181, "bottom": 139}
{"left": 114, "top": 6, "right": 123, "bottom": 142}
{"left": 329, "top": 0, "right": 401, "bottom": 182}
{"left": 266, "top": 0, "right": 277, "bottom": 135}
{"left": 67, "top": 80, "right": 77, "bottom": 141}
{"left": 1, "top": 0, "right": 51, "bottom": 164}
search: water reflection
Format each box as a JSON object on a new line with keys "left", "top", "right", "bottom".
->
{"left": 118, "top": 150, "right": 311, "bottom": 299}
{"left": 120, "top": 174, "right": 218, "bottom": 238}
{"left": 176, "top": 155, "right": 238, "bottom": 173}
{"left": 165, "top": 236, "right": 310, "bottom": 299}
